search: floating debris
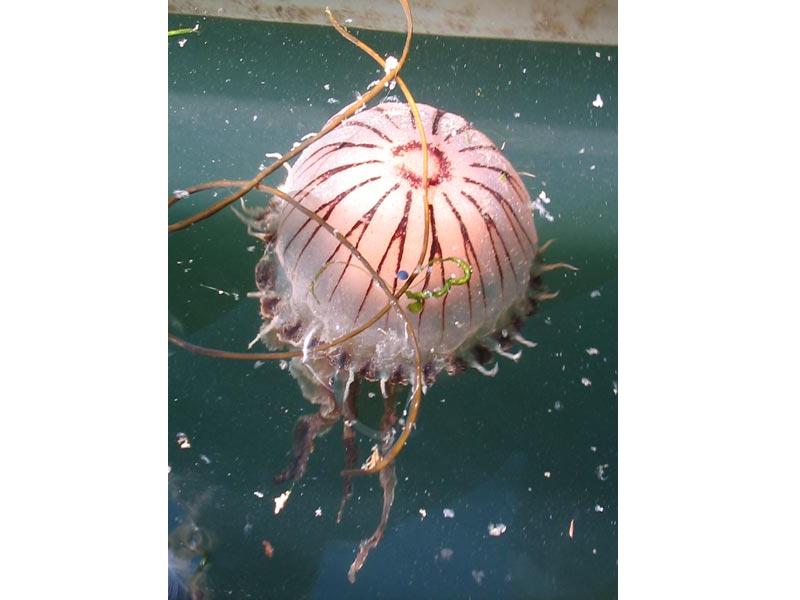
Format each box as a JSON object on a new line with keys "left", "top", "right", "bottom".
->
{"left": 592, "top": 94, "right": 604, "bottom": 108}
{"left": 315, "top": 507, "right": 322, "bottom": 518}
{"left": 488, "top": 523, "right": 507, "bottom": 537}
{"left": 581, "top": 377, "right": 592, "bottom": 387}
{"left": 596, "top": 464, "right": 609, "bottom": 481}
{"left": 471, "top": 570, "right": 485, "bottom": 585}
{"left": 586, "top": 347, "right": 599, "bottom": 356}
{"left": 261, "top": 540, "right": 274, "bottom": 558}
{"left": 439, "top": 547, "right": 454, "bottom": 561}
{"left": 419, "top": 508, "right": 427, "bottom": 519}
{"left": 544, "top": 471, "right": 551, "bottom": 478}
{"left": 199, "top": 454, "right": 211, "bottom": 464}
{"left": 568, "top": 519, "right": 575, "bottom": 539}
{"left": 253, "top": 491, "right": 264, "bottom": 499}
{"left": 594, "top": 504, "right": 604, "bottom": 512}
{"left": 274, "top": 490, "right": 291, "bottom": 514}
{"left": 590, "top": 289, "right": 602, "bottom": 298}
{"left": 443, "top": 508, "right": 455, "bottom": 519}
{"left": 176, "top": 433, "right": 191, "bottom": 449}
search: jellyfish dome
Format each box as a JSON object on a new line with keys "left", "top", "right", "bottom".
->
{"left": 254, "top": 103, "right": 543, "bottom": 388}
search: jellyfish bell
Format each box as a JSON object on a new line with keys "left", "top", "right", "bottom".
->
{"left": 243, "top": 102, "right": 557, "bottom": 580}
{"left": 253, "top": 103, "right": 542, "bottom": 390}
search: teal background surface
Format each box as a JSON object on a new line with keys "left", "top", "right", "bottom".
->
{"left": 169, "top": 13, "right": 617, "bottom": 599}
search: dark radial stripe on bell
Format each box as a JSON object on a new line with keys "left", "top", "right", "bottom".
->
{"left": 469, "top": 162, "right": 528, "bottom": 204}
{"left": 290, "top": 175, "right": 383, "bottom": 271}
{"left": 442, "top": 191, "right": 486, "bottom": 321}
{"left": 278, "top": 159, "right": 383, "bottom": 230}
{"left": 458, "top": 144, "right": 497, "bottom": 153}
{"left": 343, "top": 120, "right": 394, "bottom": 143}
{"left": 354, "top": 190, "right": 413, "bottom": 324}
{"left": 292, "top": 142, "right": 380, "bottom": 181}
{"left": 443, "top": 122, "right": 472, "bottom": 143}
{"left": 431, "top": 108, "right": 445, "bottom": 135}
{"left": 463, "top": 176, "right": 535, "bottom": 254}
{"left": 460, "top": 190, "right": 519, "bottom": 291}
{"left": 325, "top": 183, "right": 401, "bottom": 302}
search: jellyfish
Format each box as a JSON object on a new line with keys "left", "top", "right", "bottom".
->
{"left": 168, "top": 0, "right": 570, "bottom": 583}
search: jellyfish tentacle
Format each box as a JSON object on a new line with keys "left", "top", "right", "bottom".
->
{"left": 274, "top": 360, "right": 341, "bottom": 484}
{"left": 347, "top": 384, "right": 399, "bottom": 583}
{"left": 337, "top": 374, "right": 361, "bottom": 524}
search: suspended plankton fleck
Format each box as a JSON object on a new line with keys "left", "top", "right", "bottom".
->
{"left": 488, "top": 522, "right": 507, "bottom": 536}
{"left": 443, "top": 508, "right": 455, "bottom": 519}
{"left": 273, "top": 490, "right": 291, "bottom": 514}
{"left": 592, "top": 94, "right": 604, "bottom": 108}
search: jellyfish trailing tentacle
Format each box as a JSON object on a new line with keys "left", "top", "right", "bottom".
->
{"left": 347, "top": 384, "right": 399, "bottom": 583}
{"left": 273, "top": 359, "right": 341, "bottom": 484}
{"left": 337, "top": 372, "right": 361, "bottom": 523}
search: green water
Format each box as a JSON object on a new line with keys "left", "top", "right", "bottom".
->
{"left": 169, "top": 14, "right": 617, "bottom": 600}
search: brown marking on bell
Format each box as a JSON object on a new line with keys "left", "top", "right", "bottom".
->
{"left": 255, "top": 258, "right": 276, "bottom": 290}
{"left": 359, "top": 359, "right": 378, "bottom": 381}
{"left": 446, "top": 356, "right": 468, "bottom": 376}
{"left": 260, "top": 295, "right": 280, "bottom": 319}
{"left": 529, "top": 274, "right": 544, "bottom": 290}
{"left": 388, "top": 365, "right": 405, "bottom": 385}
{"left": 334, "top": 349, "right": 352, "bottom": 370}
{"left": 493, "top": 331, "right": 514, "bottom": 352}
{"left": 281, "top": 321, "right": 303, "bottom": 343}
{"left": 525, "top": 298, "right": 539, "bottom": 317}
{"left": 472, "top": 344, "right": 493, "bottom": 365}
{"left": 423, "top": 361, "right": 437, "bottom": 385}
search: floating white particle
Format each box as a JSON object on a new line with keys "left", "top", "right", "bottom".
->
{"left": 471, "top": 570, "right": 485, "bottom": 585}
{"left": 384, "top": 55, "right": 399, "bottom": 74}
{"left": 274, "top": 490, "right": 291, "bottom": 514}
{"left": 327, "top": 97, "right": 340, "bottom": 104}
{"left": 586, "top": 347, "right": 599, "bottom": 356}
{"left": 590, "top": 445, "right": 597, "bottom": 452}
{"left": 522, "top": 67, "right": 527, "bottom": 74}
{"left": 592, "top": 94, "right": 604, "bottom": 108}
{"left": 593, "top": 548, "right": 598, "bottom": 555}
{"left": 513, "top": 112, "right": 521, "bottom": 118}
{"left": 419, "top": 508, "right": 427, "bottom": 519}
{"left": 581, "top": 377, "right": 592, "bottom": 387}
{"left": 590, "top": 164, "right": 596, "bottom": 171}
{"left": 173, "top": 189, "right": 190, "bottom": 199}
{"left": 323, "top": 83, "right": 331, "bottom": 90}
{"left": 176, "top": 433, "right": 191, "bottom": 449}
{"left": 590, "top": 290, "right": 602, "bottom": 298}
{"left": 595, "top": 51, "right": 601, "bottom": 58}
{"left": 554, "top": 400, "right": 563, "bottom": 411}
{"left": 568, "top": 519, "right": 575, "bottom": 539}
{"left": 314, "top": 507, "right": 322, "bottom": 517}
{"left": 439, "top": 548, "right": 454, "bottom": 560}
{"left": 578, "top": 147, "right": 585, "bottom": 154}
{"left": 224, "top": 119, "right": 229, "bottom": 125}
{"left": 488, "top": 523, "right": 507, "bottom": 536}
{"left": 246, "top": 245, "right": 256, "bottom": 252}
{"left": 254, "top": 360, "right": 265, "bottom": 369}
{"left": 443, "top": 508, "right": 455, "bottom": 519}
{"left": 199, "top": 454, "right": 211, "bottom": 464}
{"left": 596, "top": 464, "right": 609, "bottom": 481}
{"left": 178, "top": 38, "right": 188, "bottom": 48}
{"left": 544, "top": 471, "right": 551, "bottom": 478}
{"left": 253, "top": 491, "right": 264, "bottom": 499}
{"left": 595, "top": 504, "right": 604, "bottom": 512}
{"left": 252, "top": 115, "right": 258, "bottom": 122}
{"left": 168, "top": 465, "right": 171, "bottom": 474}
